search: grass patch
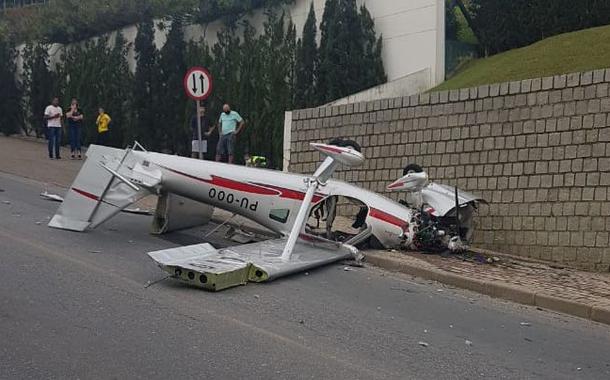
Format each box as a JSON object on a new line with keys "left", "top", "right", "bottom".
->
{"left": 435, "top": 24, "right": 610, "bottom": 91}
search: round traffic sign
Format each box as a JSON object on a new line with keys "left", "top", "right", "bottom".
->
{"left": 183, "top": 67, "right": 213, "bottom": 101}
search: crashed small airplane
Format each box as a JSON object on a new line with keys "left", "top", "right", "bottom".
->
{"left": 49, "top": 140, "right": 485, "bottom": 291}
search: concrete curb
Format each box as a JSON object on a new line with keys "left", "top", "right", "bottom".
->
{"left": 366, "top": 252, "right": 610, "bottom": 326}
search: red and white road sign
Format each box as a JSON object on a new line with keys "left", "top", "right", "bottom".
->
{"left": 183, "top": 67, "right": 213, "bottom": 101}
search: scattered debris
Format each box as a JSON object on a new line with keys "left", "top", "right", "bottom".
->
{"left": 524, "top": 337, "right": 533, "bottom": 342}
{"left": 35, "top": 221, "right": 42, "bottom": 225}
{"left": 40, "top": 191, "right": 64, "bottom": 202}
{"left": 253, "top": 294, "right": 260, "bottom": 300}
{"left": 520, "top": 322, "right": 531, "bottom": 327}
{"left": 377, "top": 306, "right": 382, "bottom": 311}
{"left": 298, "top": 320, "right": 304, "bottom": 324}
{"left": 418, "top": 341, "right": 429, "bottom": 347}
{"left": 424, "top": 329, "right": 428, "bottom": 333}
{"left": 390, "top": 287, "right": 414, "bottom": 293}
{"left": 2, "top": 200, "right": 10, "bottom": 205}
{"left": 343, "top": 266, "right": 353, "bottom": 272}
{"left": 144, "top": 275, "right": 171, "bottom": 288}
{"left": 89, "top": 250, "right": 102, "bottom": 254}
{"left": 437, "top": 289, "right": 444, "bottom": 292}
{"left": 465, "top": 340, "right": 473, "bottom": 346}
{"left": 123, "top": 207, "right": 153, "bottom": 215}
{"left": 449, "top": 324, "right": 453, "bottom": 328}
{"left": 577, "top": 367, "right": 582, "bottom": 371}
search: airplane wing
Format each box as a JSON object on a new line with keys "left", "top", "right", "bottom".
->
{"left": 147, "top": 142, "right": 365, "bottom": 291}
{"left": 147, "top": 235, "right": 355, "bottom": 291}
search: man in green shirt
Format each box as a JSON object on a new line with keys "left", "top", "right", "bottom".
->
{"left": 208, "top": 103, "right": 245, "bottom": 164}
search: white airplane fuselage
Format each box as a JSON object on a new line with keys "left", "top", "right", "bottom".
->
{"left": 143, "top": 151, "right": 412, "bottom": 248}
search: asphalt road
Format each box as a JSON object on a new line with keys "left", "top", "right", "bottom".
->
{"left": 1, "top": 172, "right": 610, "bottom": 380}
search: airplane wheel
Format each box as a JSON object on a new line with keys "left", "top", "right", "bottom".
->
{"left": 403, "top": 163, "right": 423, "bottom": 175}
{"left": 328, "top": 138, "right": 362, "bottom": 152}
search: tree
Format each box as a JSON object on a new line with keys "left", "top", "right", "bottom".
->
{"left": 317, "top": 0, "right": 338, "bottom": 104}
{"left": 294, "top": 2, "right": 318, "bottom": 108}
{"left": 105, "top": 31, "right": 134, "bottom": 146}
{"left": 359, "top": 5, "right": 386, "bottom": 91}
{"left": 22, "top": 42, "right": 55, "bottom": 137}
{"left": 158, "top": 16, "right": 188, "bottom": 154}
{"left": 318, "top": 0, "right": 386, "bottom": 104}
{"left": 0, "top": 38, "right": 23, "bottom": 136}
{"left": 133, "top": 14, "right": 161, "bottom": 150}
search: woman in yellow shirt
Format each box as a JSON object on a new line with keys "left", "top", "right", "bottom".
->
{"left": 96, "top": 107, "right": 111, "bottom": 145}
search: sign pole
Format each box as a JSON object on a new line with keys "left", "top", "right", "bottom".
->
{"left": 196, "top": 100, "right": 203, "bottom": 160}
{"left": 184, "top": 67, "right": 213, "bottom": 160}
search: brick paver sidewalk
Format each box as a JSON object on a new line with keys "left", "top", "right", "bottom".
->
{"left": 1, "top": 136, "right": 609, "bottom": 323}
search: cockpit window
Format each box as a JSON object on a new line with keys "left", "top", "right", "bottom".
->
{"left": 269, "top": 208, "right": 290, "bottom": 223}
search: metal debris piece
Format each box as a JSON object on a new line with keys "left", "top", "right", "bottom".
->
{"left": 40, "top": 191, "right": 64, "bottom": 202}
{"left": 123, "top": 207, "right": 153, "bottom": 215}
{"left": 35, "top": 221, "right": 42, "bottom": 225}
{"left": 89, "top": 250, "right": 102, "bottom": 254}
{"left": 418, "top": 341, "right": 429, "bottom": 347}
{"left": 520, "top": 322, "right": 531, "bottom": 327}
{"left": 343, "top": 266, "right": 353, "bottom": 272}
{"left": 465, "top": 340, "right": 473, "bottom": 346}
{"left": 2, "top": 200, "right": 10, "bottom": 204}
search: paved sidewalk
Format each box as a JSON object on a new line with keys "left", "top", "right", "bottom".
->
{"left": 1, "top": 136, "right": 609, "bottom": 324}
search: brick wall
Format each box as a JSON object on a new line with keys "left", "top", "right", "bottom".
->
{"left": 288, "top": 69, "right": 610, "bottom": 271}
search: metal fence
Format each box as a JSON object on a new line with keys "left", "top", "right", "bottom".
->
{"left": 0, "top": 0, "right": 49, "bottom": 11}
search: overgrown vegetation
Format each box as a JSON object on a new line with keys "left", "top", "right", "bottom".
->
{"left": 0, "top": 0, "right": 293, "bottom": 43}
{"left": 469, "top": 0, "right": 610, "bottom": 55}
{"left": 435, "top": 25, "right": 610, "bottom": 91}
{"left": 6, "top": 0, "right": 386, "bottom": 168}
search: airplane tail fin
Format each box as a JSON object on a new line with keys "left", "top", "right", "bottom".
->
{"left": 48, "top": 145, "right": 159, "bottom": 231}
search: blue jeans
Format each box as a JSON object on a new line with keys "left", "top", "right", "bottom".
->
{"left": 47, "top": 127, "right": 62, "bottom": 158}
{"left": 69, "top": 125, "right": 82, "bottom": 153}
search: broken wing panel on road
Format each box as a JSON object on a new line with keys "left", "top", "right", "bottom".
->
{"left": 147, "top": 237, "right": 354, "bottom": 291}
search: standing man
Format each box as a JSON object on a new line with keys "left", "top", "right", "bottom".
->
{"left": 96, "top": 107, "right": 111, "bottom": 145}
{"left": 208, "top": 103, "right": 245, "bottom": 164}
{"left": 191, "top": 105, "right": 209, "bottom": 159}
{"left": 44, "top": 97, "right": 63, "bottom": 159}
{"left": 66, "top": 98, "right": 84, "bottom": 159}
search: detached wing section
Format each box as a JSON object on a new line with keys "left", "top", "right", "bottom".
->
{"left": 148, "top": 236, "right": 354, "bottom": 291}
{"left": 49, "top": 145, "right": 160, "bottom": 231}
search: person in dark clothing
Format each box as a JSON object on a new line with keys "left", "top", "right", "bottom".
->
{"left": 191, "top": 106, "right": 210, "bottom": 159}
{"left": 66, "top": 98, "right": 84, "bottom": 159}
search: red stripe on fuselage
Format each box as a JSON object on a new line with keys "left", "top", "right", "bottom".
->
{"left": 369, "top": 208, "right": 407, "bottom": 228}
{"left": 72, "top": 187, "right": 100, "bottom": 201}
{"left": 164, "top": 166, "right": 324, "bottom": 202}
{"left": 255, "top": 183, "right": 325, "bottom": 203}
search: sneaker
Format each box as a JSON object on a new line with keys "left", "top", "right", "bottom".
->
{"left": 56, "top": 156, "right": 61, "bottom": 160}
{"left": 71, "top": 154, "right": 75, "bottom": 160}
